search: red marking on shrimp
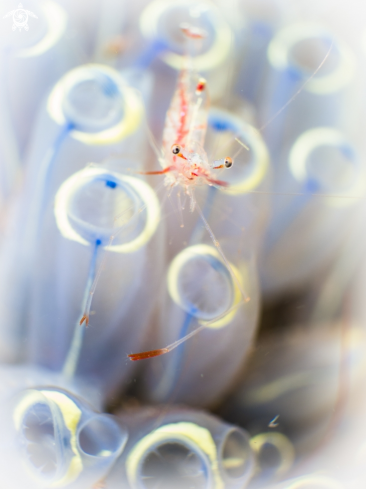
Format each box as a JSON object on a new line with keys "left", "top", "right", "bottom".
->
{"left": 206, "top": 177, "right": 229, "bottom": 187}
{"left": 138, "top": 165, "right": 175, "bottom": 176}
{"left": 80, "top": 315, "right": 89, "bottom": 327}
{"left": 177, "top": 80, "right": 189, "bottom": 144}
{"left": 180, "top": 23, "right": 207, "bottom": 40}
{"left": 128, "top": 348, "right": 169, "bottom": 361}
{"left": 196, "top": 78, "right": 206, "bottom": 94}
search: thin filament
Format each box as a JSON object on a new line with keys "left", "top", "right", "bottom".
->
{"left": 195, "top": 201, "right": 250, "bottom": 303}
{"left": 260, "top": 42, "right": 334, "bottom": 133}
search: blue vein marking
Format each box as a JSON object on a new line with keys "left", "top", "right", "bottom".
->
{"left": 106, "top": 180, "right": 117, "bottom": 188}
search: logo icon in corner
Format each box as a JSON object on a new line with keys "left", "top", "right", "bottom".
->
{"left": 3, "top": 3, "right": 38, "bottom": 31}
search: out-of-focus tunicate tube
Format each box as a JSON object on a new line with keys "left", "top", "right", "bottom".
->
{"left": 0, "top": 0, "right": 79, "bottom": 209}
{"left": 219, "top": 323, "right": 366, "bottom": 458}
{"left": 260, "top": 127, "right": 365, "bottom": 297}
{"left": 0, "top": 387, "right": 127, "bottom": 489}
{"left": 139, "top": 237, "right": 259, "bottom": 408}
{"left": 0, "top": 0, "right": 81, "bottom": 156}
{"left": 27, "top": 165, "right": 162, "bottom": 401}
{"left": 106, "top": 406, "right": 254, "bottom": 489}
{"left": 93, "top": 0, "right": 127, "bottom": 64}
{"left": 262, "top": 22, "right": 356, "bottom": 160}
{"left": 233, "top": 0, "right": 282, "bottom": 107}
{"left": 0, "top": 64, "right": 145, "bottom": 363}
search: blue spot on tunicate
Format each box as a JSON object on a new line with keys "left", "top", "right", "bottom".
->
{"left": 105, "top": 180, "right": 117, "bottom": 189}
{"left": 96, "top": 239, "right": 102, "bottom": 246}
{"left": 287, "top": 66, "right": 302, "bottom": 82}
{"left": 100, "top": 76, "right": 119, "bottom": 98}
{"left": 209, "top": 118, "right": 233, "bottom": 132}
{"left": 340, "top": 144, "right": 354, "bottom": 161}
{"left": 189, "top": 306, "right": 199, "bottom": 316}
{"left": 305, "top": 178, "right": 320, "bottom": 193}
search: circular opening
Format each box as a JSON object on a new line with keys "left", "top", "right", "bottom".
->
{"left": 288, "top": 37, "right": 338, "bottom": 77}
{"left": 221, "top": 429, "right": 252, "bottom": 479}
{"left": 250, "top": 432, "right": 294, "bottom": 478}
{"left": 257, "top": 441, "right": 282, "bottom": 473}
{"left": 78, "top": 416, "right": 122, "bottom": 457}
{"left": 306, "top": 144, "right": 356, "bottom": 192}
{"left": 21, "top": 403, "right": 58, "bottom": 477}
{"left": 67, "top": 177, "right": 141, "bottom": 245}
{"left": 177, "top": 253, "right": 234, "bottom": 320}
{"left": 62, "top": 72, "right": 124, "bottom": 132}
{"left": 140, "top": 441, "right": 209, "bottom": 489}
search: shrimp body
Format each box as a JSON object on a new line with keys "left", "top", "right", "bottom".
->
{"left": 160, "top": 60, "right": 230, "bottom": 192}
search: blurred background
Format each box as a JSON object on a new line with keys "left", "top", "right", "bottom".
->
{"left": 0, "top": 0, "right": 366, "bottom": 488}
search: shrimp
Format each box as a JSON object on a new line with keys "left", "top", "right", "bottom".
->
{"left": 128, "top": 24, "right": 248, "bottom": 361}
{"left": 143, "top": 30, "right": 233, "bottom": 198}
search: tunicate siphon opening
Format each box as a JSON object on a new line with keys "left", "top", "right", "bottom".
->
{"left": 78, "top": 416, "right": 122, "bottom": 457}
{"left": 140, "top": 441, "right": 209, "bottom": 489}
{"left": 221, "top": 429, "right": 252, "bottom": 479}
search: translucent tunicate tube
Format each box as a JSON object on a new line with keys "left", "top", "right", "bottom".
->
{"left": 27, "top": 166, "right": 162, "bottom": 400}
{"left": 0, "top": 0, "right": 79, "bottom": 209}
{"left": 0, "top": 64, "right": 145, "bottom": 363}
{"left": 0, "top": 387, "right": 127, "bottom": 489}
{"left": 233, "top": 0, "right": 282, "bottom": 107}
{"left": 262, "top": 22, "right": 356, "bottom": 159}
{"left": 106, "top": 406, "right": 254, "bottom": 489}
{"left": 138, "top": 240, "right": 259, "bottom": 408}
{"left": 0, "top": 0, "right": 81, "bottom": 155}
{"left": 260, "top": 127, "right": 365, "bottom": 297}
{"left": 93, "top": 0, "right": 127, "bottom": 64}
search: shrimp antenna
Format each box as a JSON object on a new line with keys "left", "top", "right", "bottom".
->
{"left": 259, "top": 41, "right": 334, "bottom": 133}
{"left": 232, "top": 137, "right": 250, "bottom": 160}
{"left": 235, "top": 137, "right": 250, "bottom": 151}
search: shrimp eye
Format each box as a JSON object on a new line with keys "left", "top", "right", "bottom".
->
{"left": 224, "top": 157, "right": 233, "bottom": 168}
{"left": 171, "top": 144, "right": 181, "bottom": 155}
